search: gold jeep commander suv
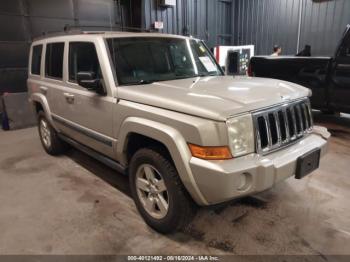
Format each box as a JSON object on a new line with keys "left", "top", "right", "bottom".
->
{"left": 28, "top": 31, "right": 329, "bottom": 233}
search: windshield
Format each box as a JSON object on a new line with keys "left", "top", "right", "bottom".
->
{"left": 106, "top": 37, "right": 223, "bottom": 85}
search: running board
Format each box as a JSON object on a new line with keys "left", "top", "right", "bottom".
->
{"left": 58, "top": 133, "right": 126, "bottom": 175}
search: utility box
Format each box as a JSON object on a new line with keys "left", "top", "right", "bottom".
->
{"left": 214, "top": 45, "right": 255, "bottom": 75}
{"left": 159, "top": 0, "right": 176, "bottom": 7}
{"left": 1, "top": 92, "right": 36, "bottom": 130}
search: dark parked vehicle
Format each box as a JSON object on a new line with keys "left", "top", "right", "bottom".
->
{"left": 249, "top": 25, "right": 350, "bottom": 114}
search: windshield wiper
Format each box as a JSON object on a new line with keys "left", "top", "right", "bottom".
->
{"left": 138, "top": 79, "right": 155, "bottom": 84}
{"left": 125, "top": 79, "right": 156, "bottom": 86}
{"left": 124, "top": 74, "right": 219, "bottom": 86}
{"left": 196, "top": 73, "right": 219, "bottom": 77}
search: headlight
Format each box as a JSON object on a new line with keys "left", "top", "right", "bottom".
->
{"left": 226, "top": 114, "right": 255, "bottom": 157}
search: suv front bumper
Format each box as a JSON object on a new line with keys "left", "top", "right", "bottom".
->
{"left": 189, "top": 126, "right": 330, "bottom": 205}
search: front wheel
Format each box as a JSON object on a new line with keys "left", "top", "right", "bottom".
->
{"left": 129, "top": 148, "right": 196, "bottom": 234}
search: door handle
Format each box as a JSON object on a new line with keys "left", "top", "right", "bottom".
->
{"left": 39, "top": 86, "right": 48, "bottom": 95}
{"left": 63, "top": 92, "right": 75, "bottom": 103}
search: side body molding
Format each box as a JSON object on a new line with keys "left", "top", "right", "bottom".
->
{"left": 116, "top": 117, "right": 208, "bottom": 206}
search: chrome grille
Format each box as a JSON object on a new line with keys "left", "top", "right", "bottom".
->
{"left": 253, "top": 99, "right": 313, "bottom": 154}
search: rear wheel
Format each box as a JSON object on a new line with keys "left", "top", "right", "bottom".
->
{"left": 129, "top": 148, "right": 196, "bottom": 233}
{"left": 38, "top": 111, "right": 68, "bottom": 155}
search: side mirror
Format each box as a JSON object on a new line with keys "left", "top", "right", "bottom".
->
{"left": 77, "top": 71, "right": 105, "bottom": 94}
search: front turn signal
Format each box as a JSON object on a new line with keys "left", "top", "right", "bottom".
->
{"left": 188, "top": 144, "right": 233, "bottom": 160}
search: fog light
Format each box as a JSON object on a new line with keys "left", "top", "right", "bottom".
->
{"left": 237, "top": 172, "right": 252, "bottom": 191}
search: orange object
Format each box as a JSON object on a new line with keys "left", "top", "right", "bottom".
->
{"left": 188, "top": 144, "right": 233, "bottom": 160}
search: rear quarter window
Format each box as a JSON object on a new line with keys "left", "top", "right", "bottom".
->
{"left": 31, "top": 45, "right": 43, "bottom": 75}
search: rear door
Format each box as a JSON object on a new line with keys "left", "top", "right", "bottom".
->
{"left": 42, "top": 41, "right": 68, "bottom": 124}
{"left": 51, "top": 40, "right": 115, "bottom": 158}
{"left": 330, "top": 25, "right": 350, "bottom": 112}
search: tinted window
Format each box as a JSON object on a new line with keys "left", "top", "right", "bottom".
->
{"left": 346, "top": 47, "right": 350, "bottom": 56}
{"left": 45, "top": 42, "right": 64, "bottom": 79}
{"left": 107, "top": 37, "right": 222, "bottom": 85}
{"left": 69, "top": 42, "right": 102, "bottom": 82}
{"left": 344, "top": 38, "right": 350, "bottom": 56}
{"left": 31, "top": 45, "right": 42, "bottom": 75}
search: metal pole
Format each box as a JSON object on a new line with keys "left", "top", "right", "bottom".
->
{"left": 296, "top": 0, "right": 303, "bottom": 53}
{"left": 117, "top": 0, "right": 123, "bottom": 31}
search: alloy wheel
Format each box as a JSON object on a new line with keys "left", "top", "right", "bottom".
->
{"left": 135, "top": 164, "right": 169, "bottom": 219}
{"left": 40, "top": 119, "right": 51, "bottom": 149}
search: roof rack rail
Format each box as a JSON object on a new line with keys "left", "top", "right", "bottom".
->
{"left": 33, "top": 24, "right": 157, "bottom": 41}
{"left": 64, "top": 24, "right": 156, "bottom": 32}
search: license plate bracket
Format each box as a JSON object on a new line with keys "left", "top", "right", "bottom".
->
{"left": 295, "top": 148, "right": 321, "bottom": 179}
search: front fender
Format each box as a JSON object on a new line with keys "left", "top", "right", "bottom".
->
{"left": 116, "top": 117, "right": 208, "bottom": 206}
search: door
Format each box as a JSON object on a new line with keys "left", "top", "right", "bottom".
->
{"left": 330, "top": 25, "right": 350, "bottom": 112}
{"left": 42, "top": 42, "right": 70, "bottom": 129}
{"left": 50, "top": 41, "right": 115, "bottom": 158}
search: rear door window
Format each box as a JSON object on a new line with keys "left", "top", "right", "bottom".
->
{"left": 31, "top": 45, "right": 42, "bottom": 75}
{"left": 45, "top": 42, "right": 64, "bottom": 79}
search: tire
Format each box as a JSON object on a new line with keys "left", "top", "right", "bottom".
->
{"left": 129, "top": 148, "right": 196, "bottom": 234}
{"left": 37, "top": 111, "right": 68, "bottom": 155}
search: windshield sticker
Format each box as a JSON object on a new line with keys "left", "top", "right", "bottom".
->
{"left": 199, "top": 56, "right": 217, "bottom": 72}
{"left": 199, "top": 45, "right": 206, "bottom": 53}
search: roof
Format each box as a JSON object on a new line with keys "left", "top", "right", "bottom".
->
{"left": 32, "top": 30, "right": 192, "bottom": 42}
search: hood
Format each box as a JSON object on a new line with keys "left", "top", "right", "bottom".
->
{"left": 118, "top": 76, "right": 310, "bottom": 121}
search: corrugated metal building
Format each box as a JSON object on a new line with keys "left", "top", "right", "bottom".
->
{"left": 0, "top": 0, "right": 349, "bottom": 94}
{"left": 143, "top": 0, "right": 350, "bottom": 56}
{"left": 0, "top": 0, "right": 118, "bottom": 94}
{"left": 234, "top": 0, "right": 350, "bottom": 56}
{"left": 142, "top": 0, "right": 235, "bottom": 47}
